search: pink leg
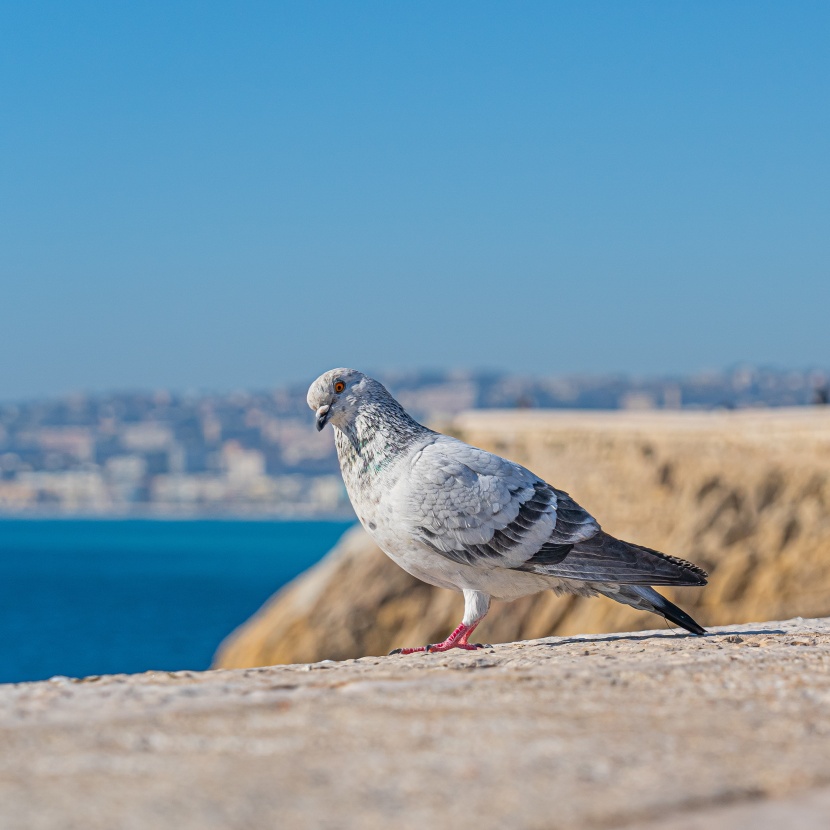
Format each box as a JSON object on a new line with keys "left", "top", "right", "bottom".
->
{"left": 389, "top": 620, "right": 488, "bottom": 655}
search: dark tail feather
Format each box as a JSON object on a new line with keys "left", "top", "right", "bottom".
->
{"left": 645, "top": 588, "right": 706, "bottom": 636}
{"left": 596, "top": 585, "right": 706, "bottom": 636}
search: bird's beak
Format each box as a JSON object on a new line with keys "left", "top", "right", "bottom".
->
{"left": 315, "top": 405, "right": 332, "bottom": 431}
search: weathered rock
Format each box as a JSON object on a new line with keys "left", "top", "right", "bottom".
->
{"left": 216, "top": 408, "right": 830, "bottom": 668}
{"left": 4, "top": 618, "right": 830, "bottom": 829}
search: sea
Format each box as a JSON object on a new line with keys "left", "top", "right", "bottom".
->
{"left": 0, "top": 519, "right": 354, "bottom": 685}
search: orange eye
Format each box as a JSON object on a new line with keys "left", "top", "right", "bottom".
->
{"left": 334, "top": 381, "right": 346, "bottom": 394}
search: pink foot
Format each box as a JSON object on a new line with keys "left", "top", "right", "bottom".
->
{"left": 389, "top": 621, "right": 491, "bottom": 655}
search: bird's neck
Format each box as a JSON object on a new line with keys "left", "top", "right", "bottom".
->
{"left": 334, "top": 398, "right": 431, "bottom": 484}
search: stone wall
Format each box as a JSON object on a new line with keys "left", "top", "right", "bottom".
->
{"left": 7, "top": 619, "right": 830, "bottom": 830}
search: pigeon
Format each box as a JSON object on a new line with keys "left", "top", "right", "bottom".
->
{"left": 308, "top": 368, "right": 707, "bottom": 654}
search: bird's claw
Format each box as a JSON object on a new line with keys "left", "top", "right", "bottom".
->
{"left": 389, "top": 623, "right": 489, "bottom": 655}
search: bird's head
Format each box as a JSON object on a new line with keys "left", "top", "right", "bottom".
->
{"left": 307, "top": 368, "right": 372, "bottom": 432}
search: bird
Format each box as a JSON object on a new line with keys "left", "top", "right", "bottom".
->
{"left": 308, "top": 368, "right": 708, "bottom": 654}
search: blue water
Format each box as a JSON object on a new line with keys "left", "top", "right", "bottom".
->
{"left": 0, "top": 519, "right": 353, "bottom": 684}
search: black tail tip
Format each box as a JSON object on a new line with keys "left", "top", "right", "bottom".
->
{"left": 664, "top": 609, "right": 706, "bottom": 636}
{"left": 653, "top": 594, "right": 707, "bottom": 636}
{"left": 680, "top": 620, "right": 707, "bottom": 636}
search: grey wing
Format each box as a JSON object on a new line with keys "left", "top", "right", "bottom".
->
{"left": 401, "top": 437, "right": 707, "bottom": 586}
{"left": 516, "top": 493, "right": 708, "bottom": 587}
{"left": 398, "top": 438, "right": 599, "bottom": 569}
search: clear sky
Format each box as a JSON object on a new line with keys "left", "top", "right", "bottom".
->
{"left": 2, "top": 2, "right": 828, "bottom": 398}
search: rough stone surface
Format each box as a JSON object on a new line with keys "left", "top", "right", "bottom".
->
{"left": 216, "top": 408, "right": 830, "bottom": 668}
{"left": 4, "top": 618, "right": 830, "bottom": 829}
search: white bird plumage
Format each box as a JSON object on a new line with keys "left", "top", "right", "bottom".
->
{"left": 308, "top": 368, "right": 707, "bottom": 654}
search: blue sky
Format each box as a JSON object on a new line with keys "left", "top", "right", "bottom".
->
{"left": 2, "top": 2, "right": 828, "bottom": 398}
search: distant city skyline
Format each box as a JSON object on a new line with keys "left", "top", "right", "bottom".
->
{"left": 2, "top": 2, "right": 828, "bottom": 399}
{"left": 1, "top": 365, "right": 825, "bottom": 519}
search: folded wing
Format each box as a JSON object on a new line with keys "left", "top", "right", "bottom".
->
{"left": 515, "top": 528, "right": 708, "bottom": 586}
{"left": 401, "top": 436, "right": 707, "bottom": 587}
{"left": 400, "top": 437, "right": 598, "bottom": 569}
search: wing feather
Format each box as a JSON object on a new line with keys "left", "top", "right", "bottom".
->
{"left": 516, "top": 530, "right": 708, "bottom": 586}
{"left": 396, "top": 437, "right": 706, "bottom": 587}
{"left": 400, "top": 437, "right": 599, "bottom": 568}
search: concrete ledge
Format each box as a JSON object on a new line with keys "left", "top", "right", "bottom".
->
{"left": 3, "top": 617, "right": 830, "bottom": 829}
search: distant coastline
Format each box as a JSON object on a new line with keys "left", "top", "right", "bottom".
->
{"left": 0, "top": 508, "right": 356, "bottom": 521}
{"left": 0, "top": 511, "right": 355, "bottom": 521}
